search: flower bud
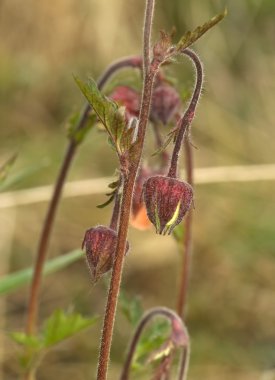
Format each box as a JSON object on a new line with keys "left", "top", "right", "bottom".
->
{"left": 143, "top": 176, "right": 193, "bottom": 235}
{"left": 82, "top": 225, "right": 129, "bottom": 282}
{"left": 109, "top": 86, "right": 140, "bottom": 122}
{"left": 150, "top": 84, "right": 181, "bottom": 125}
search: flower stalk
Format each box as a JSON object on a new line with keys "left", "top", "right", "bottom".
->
{"left": 120, "top": 307, "right": 190, "bottom": 380}
{"left": 96, "top": 1, "right": 158, "bottom": 379}
{"left": 168, "top": 48, "right": 203, "bottom": 179}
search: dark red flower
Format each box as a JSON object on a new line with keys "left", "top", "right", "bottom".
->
{"left": 109, "top": 86, "right": 140, "bottom": 121}
{"left": 143, "top": 175, "right": 193, "bottom": 235}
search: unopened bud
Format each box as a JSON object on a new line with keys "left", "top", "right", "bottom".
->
{"left": 82, "top": 225, "right": 129, "bottom": 282}
{"left": 150, "top": 84, "right": 181, "bottom": 125}
{"left": 109, "top": 86, "right": 140, "bottom": 122}
{"left": 143, "top": 176, "right": 193, "bottom": 235}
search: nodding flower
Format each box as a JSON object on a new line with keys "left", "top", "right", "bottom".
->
{"left": 82, "top": 225, "right": 129, "bottom": 282}
{"left": 143, "top": 175, "right": 193, "bottom": 235}
{"left": 150, "top": 82, "right": 181, "bottom": 125}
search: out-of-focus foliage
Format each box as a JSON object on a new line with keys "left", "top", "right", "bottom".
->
{"left": 1, "top": 0, "right": 275, "bottom": 379}
{"left": 0, "top": 250, "right": 83, "bottom": 295}
{"left": 11, "top": 309, "right": 98, "bottom": 371}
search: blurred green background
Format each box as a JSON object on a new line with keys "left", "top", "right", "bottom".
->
{"left": 1, "top": 0, "right": 275, "bottom": 379}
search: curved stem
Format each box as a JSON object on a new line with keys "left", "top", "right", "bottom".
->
{"left": 25, "top": 141, "right": 76, "bottom": 336}
{"left": 178, "top": 344, "right": 190, "bottom": 380}
{"left": 24, "top": 56, "right": 142, "bottom": 336}
{"left": 168, "top": 48, "right": 203, "bottom": 178}
{"left": 177, "top": 140, "right": 193, "bottom": 318}
{"left": 120, "top": 307, "right": 189, "bottom": 380}
{"left": 96, "top": 2, "right": 157, "bottom": 379}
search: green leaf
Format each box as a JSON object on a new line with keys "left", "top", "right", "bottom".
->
{"left": 97, "top": 178, "right": 120, "bottom": 209}
{"left": 74, "top": 77, "right": 132, "bottom": 156}
{"left": 176, "top": 9, "right": 227, "bottom": 51}
{"left": 10, "top": 332, "right": 42, "bottom": 350}
{"left": 97, "top": 191, "right": 116, "bottom": 208}
{"left": 119, "top": 293, "right": 170, "bottom": 370}
{"left": 42, "top": 309, "right": 98, "bottom": 347}
{"left": 0, "top": 249, "right": 83, "bottom": 296}
{"left": 119, "top": 291, "right": 143, "bottom": 327}
{"left": 10, "top": 309, "right": 98, "bottom": 372}
{"left": 0, "top": 154, "right": 17, "bottom": 185}
{"left": 152, "top": 129, "right": 176, "bottom": 157}
{"left": 67, "top": 111, "right": 97, "bottom": 145}
{"left": 133, "top": 320, "right": 170, "bottom": 368}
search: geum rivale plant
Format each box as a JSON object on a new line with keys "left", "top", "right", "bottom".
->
{"left": 78, "top": 2, "right": 225, "bottom": 378}
{"left": 10, "top": 1, "right": 226, "bottom": 379}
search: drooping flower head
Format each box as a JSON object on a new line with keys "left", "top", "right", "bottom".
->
{"left": 143, "top": 175, "right": 193, "bottom": 235}
{"left": 82, "top": 225, "right": 129, "bottom": 282}
{"left": 150, "top": 83, "right": 181, "bottom": 125}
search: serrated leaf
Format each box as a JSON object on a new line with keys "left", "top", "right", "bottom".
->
{"left": 97, "top": 177, "right": 120, "bottom": 209}
{"left": 42, "top": 309, "right": 98, "bottom": 348}
{"left": 119, "top": 291, "right": 143, "bottom": 327}
{"left": 0, "top": 154, "right": 17, "bottom": 184}
{"left": 152, "top": 127, "right": 178, "bottom": 157}
{"left": 152, "top": 131, "right": 175, "bottom": 157}
{"left": 119, "top": 293, "right": 171, "bottom": 371}
{"left": 10, "top": 332, "right": 42, "bottom": 350}
{"left": 108, "top": 180, "right": 120, "bottom": 189}
{"left": 176, "top": 9, "right": 227, "bottom": 52}
{"left": 97, "top": 192, "right": 116, "bottom": 209}
{"left": 74, "top": 77, "right": 134, "bottom": 156}
{"left": 133, "top": 320, "right": 170, "bottom": 367}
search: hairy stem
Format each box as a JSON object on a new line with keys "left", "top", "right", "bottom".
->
{"left": 175, "top": 49, "right": 203, "bottom": 318}
{"left": 96, "top": 2, "right": 157, "bottom": 379}
{"left": 109, "top": 192, "right": 121, "bottom": 231}
{"left": 120, "top": 307, "right": 189, "bottom": 380}
{"left": 168, "top": 48, "right": 203, "bottom": 178}
{"left": 162, "top": 48, "right": 203, "bottom": 380}
{"left": 143, "top": 0, "right": 155, "bottom": 75}
{"left": 177, "top": 140, "right": 193, "bottom": 318}
{"left": 25, "top": 56, "right": 142, "bottom": 336}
